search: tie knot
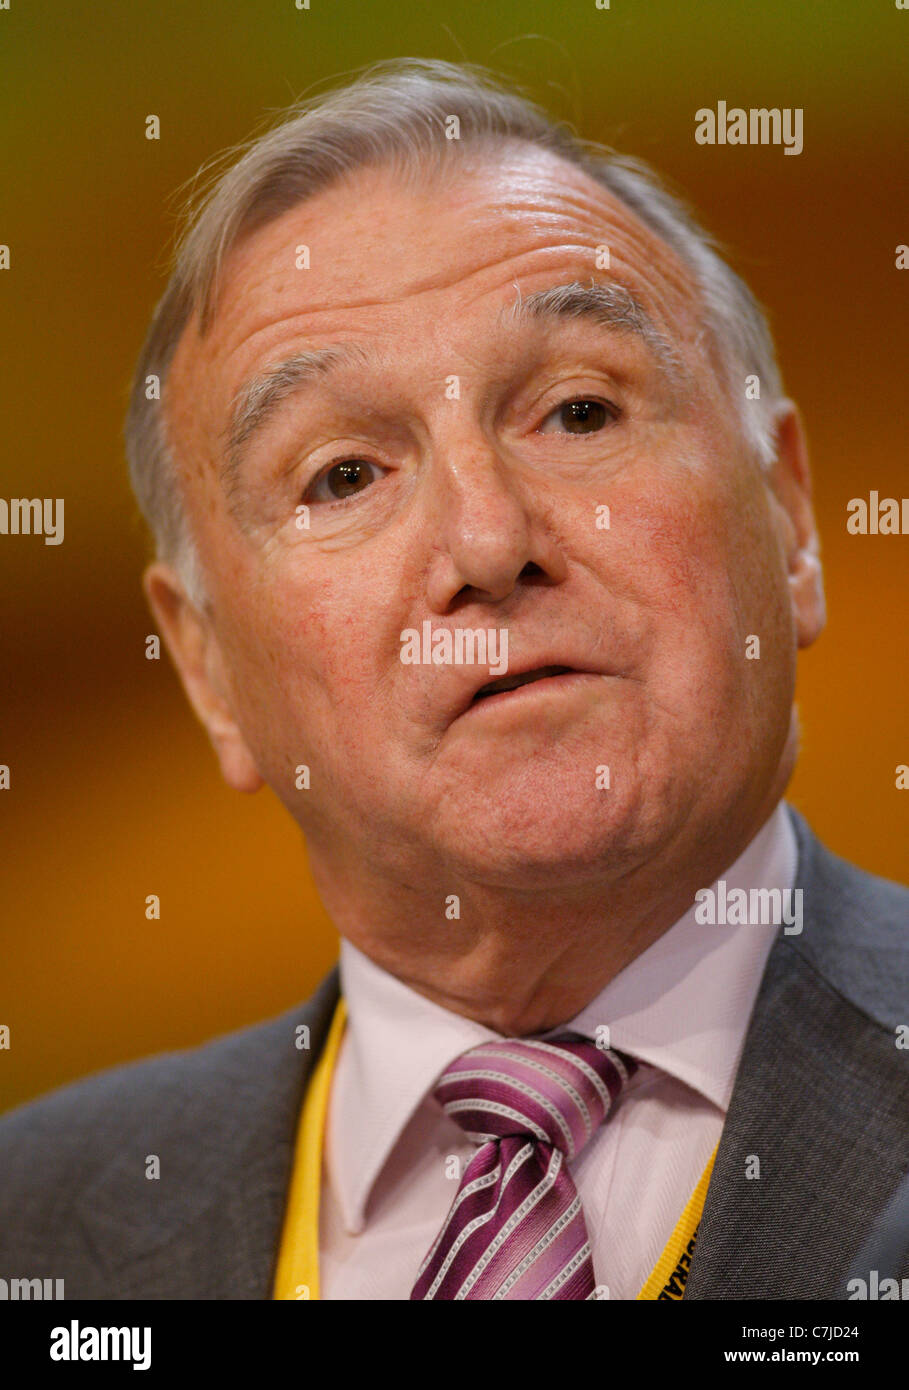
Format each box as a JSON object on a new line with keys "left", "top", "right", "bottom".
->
{"left": 434, "top": 1033, "right": 636, "bottom": 1161}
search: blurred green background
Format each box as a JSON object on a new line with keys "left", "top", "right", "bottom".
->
{"left": 2, "top": 0, "right": 907, "bottom": 1112}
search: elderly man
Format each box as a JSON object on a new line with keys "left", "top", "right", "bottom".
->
{"left": 1, "top": 58, "right": 907, "bottom": 1303}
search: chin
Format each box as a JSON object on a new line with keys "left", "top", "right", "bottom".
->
{"left": 430, "top": 781, "right": 662, "bottom": 888}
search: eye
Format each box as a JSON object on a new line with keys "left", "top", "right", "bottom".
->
{"left": 538, "top": 398, "right": 619, "bottom": 435}
{"left": 306, "top": 457, "right": 386, "bottom": 503}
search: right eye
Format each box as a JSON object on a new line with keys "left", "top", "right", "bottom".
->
{"left": 305, "top": 458, "right": 387, "bottom": 504}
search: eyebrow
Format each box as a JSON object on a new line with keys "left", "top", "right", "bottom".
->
{"left": 221, "top": 279, "right": 684, "bottom": 489}
{"left": 223, "top": 340, "right": 372, "bottom": 491}
{"left": 506, "top": 278, "right": 680, "bottom": 370}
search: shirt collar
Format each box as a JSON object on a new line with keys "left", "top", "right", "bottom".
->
{"left": 567, "top": 801, "right": 797, "bottom": 1110}
{"left": 328, "top": 801, "right": 797, "bottom": 1233}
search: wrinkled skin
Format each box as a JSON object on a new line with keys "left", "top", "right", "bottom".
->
{"left": 146, "top": 145, "right": 825, "bottom": 1032}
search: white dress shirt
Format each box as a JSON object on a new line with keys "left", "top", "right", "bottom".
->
{"left": 319, "top": 802, "right": 797, "bottom": 1299}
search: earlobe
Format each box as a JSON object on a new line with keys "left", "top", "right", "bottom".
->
{"left": 767, "top": 402, "right": 827, "bottom": 651}
{"left": 790, "top": 550, "right": 826, "bottom": 649}
{"left": 142, "top": 562, "right": 265, "bottom": 794}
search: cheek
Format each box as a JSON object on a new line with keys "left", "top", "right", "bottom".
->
{"left": 634, "top": 475, "right": 794, "bottom": 739}
{"left": 601, "top": 471, "right": 745, "bottom": 635}
{"left": 575, "top": 460, "right": 787, "bottom": 717}
{"left": 229, "top": 567, "right": 390, "bottom": 735}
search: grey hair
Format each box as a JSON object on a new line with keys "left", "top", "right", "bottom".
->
{"left": 125, "top": 57, "right": 784, "bottom": 602}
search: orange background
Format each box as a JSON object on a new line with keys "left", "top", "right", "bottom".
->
{"left": 2, "top": 0, "right": 907, "bottom": 1114}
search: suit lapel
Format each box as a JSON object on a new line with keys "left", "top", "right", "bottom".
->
{"left": 686, "top": 813, "right": 909, "bottom": 1298}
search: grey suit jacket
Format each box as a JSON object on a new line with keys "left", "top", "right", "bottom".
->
{"left": 1, "top": 806, "right": 907, "bottom": 1299}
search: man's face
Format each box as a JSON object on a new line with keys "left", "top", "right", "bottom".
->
{"left": 161, "top": 144, "right": 820, "bottom": 890}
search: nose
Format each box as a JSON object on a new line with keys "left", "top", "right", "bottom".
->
{"left": 423, "top": 436, "right": 568, "bottom": 613}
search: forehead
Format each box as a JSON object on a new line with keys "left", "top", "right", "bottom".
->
{"left": 166, "top": 144, "right": 705, "bottom": 454}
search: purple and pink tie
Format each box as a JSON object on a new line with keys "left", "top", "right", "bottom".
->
{"left": 410, "top": 1032, "right": 637, "bottom": 1300}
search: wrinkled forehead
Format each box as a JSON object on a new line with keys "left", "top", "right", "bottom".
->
{"left": 165, "top": 145, "right": 709, "bottom": 452}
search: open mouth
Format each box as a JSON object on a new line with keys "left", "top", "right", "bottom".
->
{"left": 472, "top": 665, "right": 577, "bottom": 701}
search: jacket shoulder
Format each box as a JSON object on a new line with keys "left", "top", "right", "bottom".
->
{"left": 0, "top": 971, "right": 338, "bottom": 1248}
{"left": 787, "top": 805, "right": 909, "bottom": 1030}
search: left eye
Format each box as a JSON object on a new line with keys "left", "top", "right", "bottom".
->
{"left": 539, "top": 399, "right": 618, "bottom": 435}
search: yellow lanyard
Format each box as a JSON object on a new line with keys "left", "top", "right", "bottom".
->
{"left": 272, "top": 997, "right": 716, "bottom": 1301}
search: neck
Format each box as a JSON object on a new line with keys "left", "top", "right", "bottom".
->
{"left": 307, "top": 746, "right": 795, "bottom": 1036}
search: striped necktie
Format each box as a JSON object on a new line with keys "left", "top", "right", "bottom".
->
{"left": 410, "top": 1032, "right": 637, "bottom": 1300}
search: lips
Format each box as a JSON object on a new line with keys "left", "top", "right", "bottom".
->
{"left": 441, "top": 651, "right": 625, "bottom": 730}
{"left": 472, "top": 665, "right": 576, "bottom": 701}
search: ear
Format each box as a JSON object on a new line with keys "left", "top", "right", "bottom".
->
{"left": 143, "top": 561, "right": 264, "bottom": 793}
{"left": 765, "top": 401, "right": 826, "bottom": 650}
